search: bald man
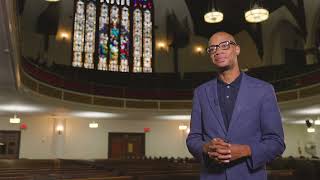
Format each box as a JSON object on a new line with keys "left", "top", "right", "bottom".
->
{"left": 186, "top": 32, "right": 285, "bottom": 180}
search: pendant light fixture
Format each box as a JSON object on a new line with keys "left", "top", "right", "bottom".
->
{"left": 245, "top": 0, "right": 269, "bottom": 23}
{"left": 204, "top": 0, "right": 223, "bottom": 23}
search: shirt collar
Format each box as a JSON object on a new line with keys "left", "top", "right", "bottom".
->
{"left": 217, "top": 72, "right": 243, "bottom": 89}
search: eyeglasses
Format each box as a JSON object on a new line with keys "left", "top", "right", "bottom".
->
{"left": 206, "top": 40, "right": 238, "bottom": 54}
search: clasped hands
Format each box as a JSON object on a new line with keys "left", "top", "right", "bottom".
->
{"left": 203, "top": 138, "right": 251, "bottom": 164}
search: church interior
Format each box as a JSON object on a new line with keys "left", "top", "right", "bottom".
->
{"left": 1, "top": 0, "right": 320, "bottom": 179}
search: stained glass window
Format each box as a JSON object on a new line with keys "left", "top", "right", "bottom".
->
{"left": 72, "top": 0, "right": 153, "bottom": 73}
{"left": 72, "top": 0, "right": 85, "bottom": 67}
{"left": 98, "top": 2, "right": 109, "bottom": 71}
{"left": 143, "top": 10, "right": 152, "bottom": 72}
{"left": 119, "top": 7, "right": 130, "bottom": 72}
{"left": 133, "top": 9, "right": 142, "bottom": 72}
{"left": 83, "top": 1, "right": 96, "bottom": 69}
{"left": 109, "top": 5, "right": 119, "bottom": 71}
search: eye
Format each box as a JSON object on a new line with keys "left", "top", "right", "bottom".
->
{"left": 207, "top": 47, "right": 216, "bottom": 53}
{"left": 220, "top": 42, "right": 229, "bottom": 49}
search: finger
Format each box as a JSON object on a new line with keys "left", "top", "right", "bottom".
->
{"left": 210, "top": 144, "right": 230, "bottom": 150}
{"left": 214, "top": 157, "right": 220, "bottom": 162}
{"left": 215, "top": 158, "right": 230, "bottom": 164}
{"left": 209, "top": 142, "right": 230, "bottom": 150}
{"left": 213, "top": 138, "right": 224, "bottom": 142}
{"left": 216, "top": 148, "right": 231, "bottom": 155}
{"left": 208, "top": 150, "right": 231, "bottom": 162}
{"left": 208, "top": 151, "right": 220, "bottom": 158}
{"left": 217, "top": 154, "right": 232, "bottom": 160}
{"left": 211, "top": 138, "right": 225, "bottom": 144}
{"left": 209, "top": 145, "right": 231, "bottom": 155}
{"left": 213, "top": 140, "right": 230, "bottom": 147}
{"left": 219, "top": 160, "right": 230, "bottom": 163}
{"left": 208, "top": 152, "right": 219, "bottom": 159}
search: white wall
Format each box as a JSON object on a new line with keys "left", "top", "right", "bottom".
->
{"left": 3, "top": 115, "right": 320, "bottom": 159}
{"left": 1, "top": 116, "right": 192, "bottom": 159}
{"left": 283, "top": 123, "right": 320, "bottom": 158}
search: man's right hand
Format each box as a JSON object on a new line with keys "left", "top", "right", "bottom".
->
{"left": 203, "top": 138, "right": 231, "bottom": 163}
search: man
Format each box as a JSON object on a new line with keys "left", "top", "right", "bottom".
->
{"left": 186, "top": 32, "right": 285, "bottom": 180}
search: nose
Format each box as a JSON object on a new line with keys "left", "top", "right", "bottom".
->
{"left": 214, "top": 47, "right": 223, "bottom": 56}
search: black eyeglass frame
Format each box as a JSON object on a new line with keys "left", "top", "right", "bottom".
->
{"left": 206, "top": 40, "right": 238, "bottom": 54}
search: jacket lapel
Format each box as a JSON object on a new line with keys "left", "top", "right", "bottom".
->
{"left": 228, "top": 73, "right": 251, "bottom": 132}
{"left": 205, "top": 79, "right": 227, "bottom": 135}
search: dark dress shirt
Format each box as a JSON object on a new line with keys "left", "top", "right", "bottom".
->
{"left": 217, "top": 73, "right": 243, "bottom": 130}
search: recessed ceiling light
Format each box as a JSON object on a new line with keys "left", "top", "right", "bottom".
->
{"left": 158, "top": 115, "right": 191, "bottom": 121}
{"left": 0, "top": 104, "right": 42, "bottom": 112}
{"left": 72, "top": 111, "right": 118, "bottom": 118}
{"left": 294, "top": 108, "right": 320, "bottom": 115}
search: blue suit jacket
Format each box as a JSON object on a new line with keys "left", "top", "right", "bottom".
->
{"left": 186, "top": 73, "right": 285, "bottom": 180}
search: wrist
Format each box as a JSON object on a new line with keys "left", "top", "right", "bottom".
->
{"left": 203, "top": 143, "right": 209, "bottom": 153}
{"left": 243, "top": 145, "right": 251, "bottom": 157}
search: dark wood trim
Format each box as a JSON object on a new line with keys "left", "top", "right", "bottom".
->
{"left": 108, "top": 132, "right": 145, "bottom": 159}
{"left": 0, "top": 130, "right": 21, "bottom": 159}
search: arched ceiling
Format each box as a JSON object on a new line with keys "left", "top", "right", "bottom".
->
{"left": 185, "top": 0, "right": 284, "bottom": 37}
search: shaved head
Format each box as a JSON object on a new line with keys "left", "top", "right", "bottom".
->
{"left": 209, "top": 32, "right": 236, "bottom": 46}
{"left": 207, "top": 31, "right": 240, "bottom": 72}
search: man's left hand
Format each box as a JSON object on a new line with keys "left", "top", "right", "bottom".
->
{"left": 212, "top": 143, "right": 251, "bottom": 163}
{"left": 228, "top": 144, "right": 251, "bottom": 162}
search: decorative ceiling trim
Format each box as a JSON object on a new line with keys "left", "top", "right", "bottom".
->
{"left": 245, "top": 23, "right": 264, "bottom": 59}
{"left": 281, "top": 0, "right": 307, "bottom": 40}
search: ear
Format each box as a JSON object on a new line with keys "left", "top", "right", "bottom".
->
{"left": 235, "top": 45, "right": 240, "bottom": 56}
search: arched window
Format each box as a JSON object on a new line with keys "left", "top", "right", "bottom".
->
{"left": 72, "top": 0, "right": 154, "bottom": 73}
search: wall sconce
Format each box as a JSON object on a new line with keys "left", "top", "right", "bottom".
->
{"left": 179, "top": 125, "right": 188, "bottom": 131}
{"left": 89, "top": 122, "right": 99, "bottom": 128}
{"left": 157, "top": 41, "right": 168, "bottom": 52}
{"left": 195, "top": 46, "right": 204, "bottom": 55}
{"left": 56, "top": 125, "right": 64, "bottom": 135}
{"left": 307, "top": 127, "right": 316, "bottom": 133}
{"left": 306, "top": 120, "right": 316, "bottom": 133}
{"left": 60, "top": 32, "right": 69, "bottom": 41}
{"left": 10, "top": 114, "right": 21, "bottom": 124}
{"left": 179, "top": 125, "right": 190, "bottom": 135}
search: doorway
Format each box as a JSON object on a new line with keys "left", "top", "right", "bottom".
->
{"left": 0, "top": 131, "right": 20, "bottom": 159}
{"left": 108, "top": 133, "right": 145, "bottom": 159}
